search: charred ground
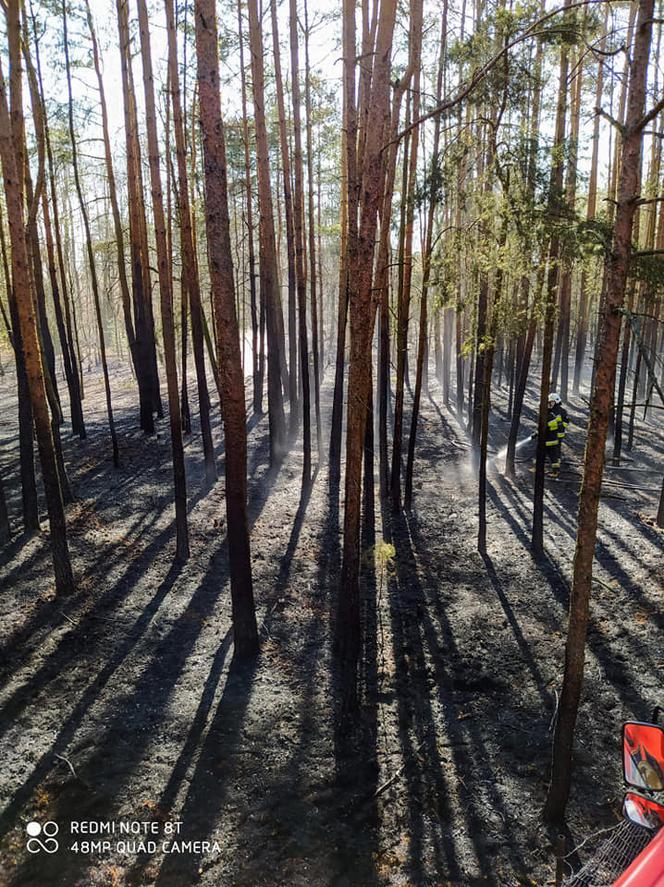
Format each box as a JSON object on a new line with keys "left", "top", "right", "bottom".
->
{"left": 0, "top": 361, "right": 662, "bottom": 887}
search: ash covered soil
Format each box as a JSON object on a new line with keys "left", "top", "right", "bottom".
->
{"left": 0, "top": 358, "right": 662, "bottom": 887}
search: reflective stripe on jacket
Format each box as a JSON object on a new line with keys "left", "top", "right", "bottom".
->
{"left": 557, "top": 406, "right": 569, "bottom": 439}
{"left": 546, "top": 407, "right": 562, "bottom": 446}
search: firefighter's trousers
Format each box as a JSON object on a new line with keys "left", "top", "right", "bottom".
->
{"left": 546, "top": 441, "right": 561, "bottom": 470}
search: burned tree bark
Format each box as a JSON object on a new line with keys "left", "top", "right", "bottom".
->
{"left": 0, "top": 12, "right": 74, "bottom": 593}
{"left": 289, "top": 0, "right": 312, "bottom": 486}
{"left": 532, "top": 2, "right": 570, "bottom": 553}
{"left": 237, "top": 0, "right": 261, "bottom": 415}
{"left": 247, "top": 0, "right": 287, "bottom": 463}
{"left": 165, "top": 0, "right": 216, "bottom": 484}
{"left": 116, "top": 0, "right": 161, "bottom": 432}
{"left": 544, "top": 0, "right": 655, "bottom": 824}
{"left": 63, "top": 0, "right": 119, "bottom": 468}
{"left": 337, "top": 0, "right": 397, "bottom": 713}
{"left": 137, "top": 0, "right": 189, "bottom": 561}
{"left": 195, "top": 0, "right": 258, "bottom": 658}
{"left": 270, "top": 0, "right": 298, "bottom": 427}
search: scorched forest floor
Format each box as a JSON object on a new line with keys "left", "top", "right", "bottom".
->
{"left": 0, "top": 357, "right": 662, "bottom": 887}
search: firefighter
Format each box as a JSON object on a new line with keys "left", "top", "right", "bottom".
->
{"left": 545, "top": 392, "right": 568, "bottom": 477}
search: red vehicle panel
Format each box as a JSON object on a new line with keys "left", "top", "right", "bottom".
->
{"left": 612, "top": 827, "right": 664, "bottom": 887}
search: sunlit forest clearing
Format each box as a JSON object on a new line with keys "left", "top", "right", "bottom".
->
{"left": 0, "top": 0, "right": 663, "bottom": 884}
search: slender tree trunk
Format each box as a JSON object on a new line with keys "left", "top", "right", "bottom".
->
{"left": 0, "top": 200, "right": 38, "bottom": 531}
{"left": 85, "top": 0, "right": 137, "bottom": 378}
{"left": 304, "top": 0, "right": 322, "bottom": 456}
{"left": 573, "top": 15, "right": 606, "bottom": 394}
{"left": 165, "top": 0, "right": 216, "bottom": 483}
{"left": 180, "top": 273, "right": 192, "bottom": 432}
{"left": 270, "top": 0, "right": 298, "bottom": 425}
{"left": 137, "top": 0, "right": 189, "bottom": 561}
{"left": 613, "top": 283, "right": 637, "bottom": 464}
{"left": 478, "top": 220, "right": 507, "bottom": 552}
{"left": 21, "top": 22, "right": 72, "bottom": 504}
{"left": 21, "top": 93, "right": 59, "bottom": 427}
{"left": 195, "top": 0, "right": 258, "bottom": 657}
{"left": 116, "top": 0, "right": 157, "bottom": 433}
{"left": 237, "top": 0, "right": 261, "bottom": 415}
{"left": 329, "top": 91, "right": 352, "bottom": 481}
{"left": 434, "top": 310, "right": 443, "bottom": 385}
{"left": 404, "top": 3, "right": 444, "bottom": 509}
{"left": 63, "top": 0, "right": 119, "bottom": 467}
{"left": 247, "top": 0, "right": 287, "bottom": 463}
{"left": 289, "top": 0, "right": 312, "bottom": 486}
{"left": 544, "top": 0, "right": 654, "bottom": 824}
{"left": 329, "top": 189, "right": 348, "bottom": 481}
{"left": 503, "top": 23, "right": 544, "bottom": 480}
{"left": 552, "top": 49, "right": 582, "bottom": 401}
{"left": 32, "top": 39, "right": 84, "bottom": 438}
{"left": 390, "top": 93, "right": 418, "bottom": 510}
{"left": 316, "top": 136, "right": 325, "bottom": 372}
{"left": 304, "top": 0, "right": 322, "bottom": 461}
{"left": 338, "top": 0, "right": 397, "bottom": 715}
{"left": 532, "top": 5, "right": 570, "bottom": 552}
{"left": 375, "top": 26, "right": 417, "bottom": 499}
{"left": 0, "top": 17, "right": 74, "bottom": 592}
{"left": 0, "top": 233, "right": 12, "bottom": 344}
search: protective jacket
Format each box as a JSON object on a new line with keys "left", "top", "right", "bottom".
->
{"left": 545, "top": 405, "right": 563, "bottom": 446}
{"left": 546, "top": 404, "right": 569, "bottom": 444}
{"left": 557, "top": 405, "right": 569, "bottom": 441}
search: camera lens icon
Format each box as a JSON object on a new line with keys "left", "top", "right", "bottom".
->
{"left": 26, "top": 821, "right": 59, "bottom": 853}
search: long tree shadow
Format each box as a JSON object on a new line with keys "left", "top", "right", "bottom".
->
{"left": 0, "top": 529, "right": 36, "bottom": 570}
{"left": 313, "top": 462, "right": 381, "bottom": 886}
{"left": 0, "top": 508, "right": 174, "bottom": 736}
{"left": 5, "top": 526, "right": 234, "bottom": 887}
{"left": 481, "top": 552, "right": 555, "bottom": 709}
{"left": 393, "top": 505, "right": 548, "bottom": 883}
{"left": 152, "top": 473, "right": 320, "bottom": 886}
{"left": 0, "top": 409, "right": 226, "bottom": 659}
{"left": 388, "top": 508, "right": 487, "bottom": 884}
{"left": 1, "top": 436, "right": 284, "bottom": 887}
{"left": 489, "top": 477, "right": 656, "bottom": 753}
{"left": 0, "top": 557, "right": 184, "bottom": 885}
{"left": 0, "top": 415, "right": 278, "bottom": 701}
{"left": 0, "top": 506, "right": 163, "bottom": 685}
{"left": 0, "top": 411, "right": 228, "bottom": 663}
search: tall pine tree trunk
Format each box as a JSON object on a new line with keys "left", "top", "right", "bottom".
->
{"left": 247, "top": 0, "right": 287, "bottom": 463}
{"left": 116, "top": 0, "right": 158, "bottom": 433}
{"left": 195, "top": 0, "right": 258, "bottom": 658}
{"left": 0, "top": 198, "right": 38, "bottom": 532}
{"left": 404, "top": 2, "right": 443, "bottom": 510}
{"left": 544, "top": 0, "right": 655, "bottom": 823}
{"left": 304, "top": 0, "right": 322, "bottom": 456}
{"left": 532, "top": 3, "right": 570, "bottom": 552}
{"left": 573, "top": 114, "right": 600, "bottom": 397}
{"left": 289, "top": 0, "right": 312, "bottom": 486}
{"left": 137, "top": 0, "right": 189, "bottom": 561}
{"left": 237, "top": 0, "right": 261, "bottom": 415}
{"left": 63, "top": 0, "right": 119, "bottom": 467}
{"left": 0, "top": 14, "right": 74, "bottom": 592}
{"left": 165, "top": 0, "right": 216, "bottom": 483}
{"left": 338, "top": 0, "right": 397, "bottom": 716}
{"left": 270, "top": 0, "right": 298, "bottom": 425}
